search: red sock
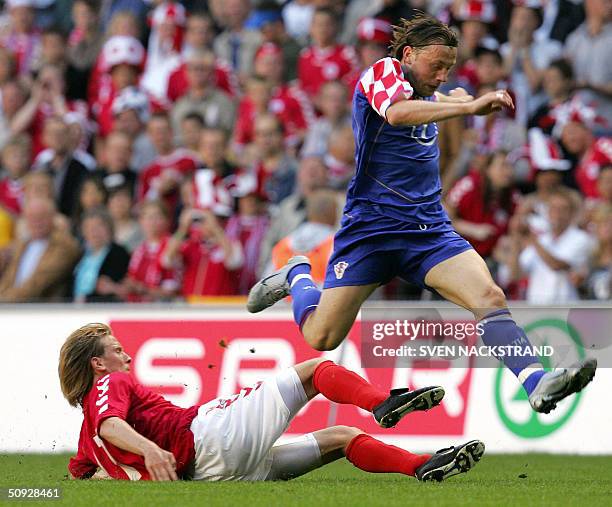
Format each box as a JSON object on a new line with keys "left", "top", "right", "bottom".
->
{"left": 346, "top": 434, "right": 431, "bottom": 477}
{"left": 312, "top": 360, "right": 387, "bottom": 411}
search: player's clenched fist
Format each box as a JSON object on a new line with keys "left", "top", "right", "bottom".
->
{"left": 143, "top": 443, "right": 178, "bottom": 481}
{"left": 468, "top": 90, "right": 514, "bottom": 116}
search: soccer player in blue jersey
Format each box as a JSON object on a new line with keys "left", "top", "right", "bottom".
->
{"left": 248, "top": 14, "right": 596, "bottom": 414}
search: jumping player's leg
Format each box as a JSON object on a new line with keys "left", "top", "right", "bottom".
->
{"left": 424, "top": 248, "right": 597, "bottom": 412}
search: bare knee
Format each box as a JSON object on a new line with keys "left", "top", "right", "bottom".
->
{"left": 473, "top": 283, "right": 507, "bottom": 314}
{"left": 294, "top": 358, "right": 328, "bottom": 399}
{"left": 329, "top": 425, "right": 364, "bottom": 452}
{"left": 305, "top": 332, "right": 339, "bottom": 351}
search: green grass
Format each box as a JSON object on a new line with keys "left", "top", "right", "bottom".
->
{"left": 1, "top": 454, "right": 611, "bottom": 507}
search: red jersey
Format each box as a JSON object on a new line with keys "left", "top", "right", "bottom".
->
{"left": 235, "top": 85, "right": 313, "bottom": 147}
{"left": 297, "top": 45, "right": 357, "bottom": 99}
{"left": 127, "top": 236, "right": 179, "bottom": 302}
{"left": 166, "top": 60, "right": 238, "bottom": 102}
{"left": 179, "top": 236, "right": 242, "bottom": 296}
{"left": 0, "top": 178, "right": 24, "bottom": 215}
{"left": 447, "top": 171, "right": 518, "bottom": 257}
{"left": 575, "top": 137, "right": 612, "bottom": 199}
{"left": 138, "top": 149, "right": 199, "bottom": 214}
{"left": 68, "top": 372, "right": 199, "bottom": 480}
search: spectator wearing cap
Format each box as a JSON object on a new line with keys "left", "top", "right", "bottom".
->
{"left": 166, "top": 13, "right": 239, "bottom": 103}
{"left": 72, "top": 206, "right": 130, "bottom": 302}
{"left": 528, "top": 58, "right": 574, "bottom": 134}
{"left": 116, "top": 199, "right": 179, "bottom": 302}
{"left": 446, "top": 150, "right": 519, "bottom": 261}
{"left": 68, "top": 0, "right": 104, "bottom": 73}
{"left": 107, "top": 184, "right": 142, "bottom": 252}
{"left": 565, "top": 0, "right": 612, "bottom": 129}
{"left": 92, "top": 35, "right": 146, "bottom": 138}
{"left": 269, "top": 188, "right": 337, "bottom": 285}
{"left": 213, "top": 0, "right": 263, "bottom": 78}
{"left": 343, "top": 18, "right": 393, "bottom": 95}
{"left": 501, "top": 1, "right": 563, "bottom": 126}
{"left": 141, "top": 2, "right": 186, "bottom": 101}
{"left": 111, "top": 86, "right": 157, "bottom": 172}
{"left": 505, "top": 187, "right": 595, "bottom": 303}
{"left": 94, "top": 130, "right": 137, "bottom": 196}
{"left": 170, "top": 49, "right": 236, "bottom": 139}
{"left": 559, "top": 101, "right": 612, "bottom": 198}
{"left": 302, "top": 81, "right": 350, "bottom": 159}
{"left": 36, "top": 114, "right": 89, "bottom": 217}
{"left": 0, "top": 197, "right": 80, "bottom": 302}
{"left": 297, "top": 7, "right": 358, "bottom": 100}
{"left": 162, "top": 207, "right": 244, "bottom": 297}
{"left": 258, "top": 155, "right": 328, "bottom": 275}
{"left": 0, "top": 0, "right": 41, "bottom": 76}
{"left": 138, "top": 112, "right": 199, "bottom": 218}
{"left": 252, "top": 3, "right": 301, "bottom": 82}
{"left": 452, "top": 0, "right": 498, "bottom": 68}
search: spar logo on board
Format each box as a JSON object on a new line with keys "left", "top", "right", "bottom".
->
{"left": 495, "top": 318, "right": 585, "bottom": 438}
{"left": 109, "top": 320, "right": 474, "bottom": 435}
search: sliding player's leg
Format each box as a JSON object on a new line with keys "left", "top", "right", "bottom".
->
{"left": 424, "top": 248, "right": 597, "bottom": 413}
{"left": 266, "top": 425, "right": 485, "bottom": 482}
{"left": 292, "top": 358, "right": 444, "bottom": 428}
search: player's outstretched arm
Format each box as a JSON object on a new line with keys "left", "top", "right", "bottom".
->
{"left": 386, "top": 90, "right": 513, "bottom": 127}
{"left": 99, "top": 417, "right": 178, "bottom": 481}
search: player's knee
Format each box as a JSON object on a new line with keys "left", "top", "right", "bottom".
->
{"left": 306, "top": 333, "right": 339, "bottom": 351}
{"left": 480, "top": 283, "right": 507, "bottom": 309}
{"left": 332, "top": 426, "right": 363, "bottom": 449}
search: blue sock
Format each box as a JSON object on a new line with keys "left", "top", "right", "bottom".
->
{"left": 480, "top": 309, "right": 544, "bottom": 396}
{"left": 288, "top": 264, "right": 321, "bottom": 327}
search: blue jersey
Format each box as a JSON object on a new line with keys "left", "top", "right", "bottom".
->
{"left": 346, "top": 57, "right": 449, "bottom": 224}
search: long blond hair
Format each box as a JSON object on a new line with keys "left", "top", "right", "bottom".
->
{"left": 58, "top": 323, "right": 111, "bottom": 407}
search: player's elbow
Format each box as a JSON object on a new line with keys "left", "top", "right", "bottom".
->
{"left": 385, "top": 108, "right": 402, "bottom": 127}
{"left": 99, "top": 418, "right": 119, "bottom": 440}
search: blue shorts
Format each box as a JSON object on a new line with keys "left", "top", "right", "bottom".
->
{"left": 324, "top": 206, "right": 473, "bottom": 290}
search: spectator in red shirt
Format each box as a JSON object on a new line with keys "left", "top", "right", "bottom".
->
{"left": 137, "top": 112, "right": 199, "bottom": 216}
{"left": 0, "top": 134, "right": 31, "bottom": 216}
{"left": 166, "top": 12, "right": 238, "bottom": 102}
{"left": 162, "top": 207, "right": 244, "bottom": 297}
{"left": 118, "top": 200, "right": 179, "bottom": 302}
{"left": 297, "top": 7, "right": 357, "bottom": 100}
{"left": 445, "top": 150, "right": 519, "bottom": 259}
{"left": 0, "top": 0, "right": 41, "bottom": 76}
{"left": 251, "top": 43, "right": 313, "bottom": 149}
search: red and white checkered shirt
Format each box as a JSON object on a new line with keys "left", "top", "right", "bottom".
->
{"left": 358, "top": 57, "right": 414, "bottom": 118}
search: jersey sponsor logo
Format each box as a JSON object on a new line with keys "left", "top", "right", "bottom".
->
{"left": 334, "top": 261, "right": 349, "bottom": 280}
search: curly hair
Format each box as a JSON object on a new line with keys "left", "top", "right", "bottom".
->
{"left": 390, "top": 13, "right": 458, "bottom": 60}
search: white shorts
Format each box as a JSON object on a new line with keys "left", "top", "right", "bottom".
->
{"left": 190, "top": 367, "right": 309, "bottom": 481}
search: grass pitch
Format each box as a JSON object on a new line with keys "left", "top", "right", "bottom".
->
{"left": 1, "top": 453, "right": 610, "bottom": 507}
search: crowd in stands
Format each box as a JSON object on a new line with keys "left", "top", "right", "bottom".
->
{"left": 0, "top": 0, "right": 609, "bottom": 304}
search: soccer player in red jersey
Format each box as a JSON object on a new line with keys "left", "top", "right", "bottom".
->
{"left": 60, "top": 323, "right": 484, "bottom": 482}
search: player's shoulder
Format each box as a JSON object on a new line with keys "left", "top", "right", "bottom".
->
{"left": 101, "top": 371, "right": 133, "bottom": 386}
{"left": 358, "top": 57, "right": 401, "bottom": 91}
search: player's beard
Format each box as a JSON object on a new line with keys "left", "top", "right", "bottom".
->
{"left": 402, "top": 65, "right": 438, "bottom": 98}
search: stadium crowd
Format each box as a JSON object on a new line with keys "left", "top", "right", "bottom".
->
{"left": 0, "top": 0, "right": 609, "bottom": 304}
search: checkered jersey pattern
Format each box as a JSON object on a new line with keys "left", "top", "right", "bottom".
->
{"left": 358, "top": 57, "right": 414, "bottom": 119}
